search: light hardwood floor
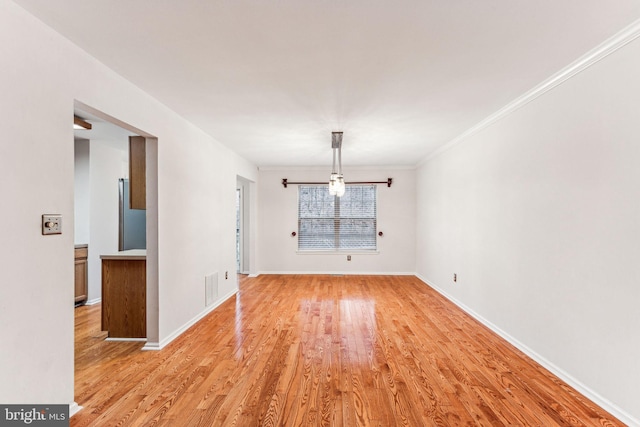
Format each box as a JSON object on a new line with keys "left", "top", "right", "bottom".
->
{"left": 72, "top": 275, "right": 622, "bottom": 426}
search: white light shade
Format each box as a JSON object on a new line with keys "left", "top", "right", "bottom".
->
{"left": 335, "top": 175, "right": 345, "bottom": 197}
{"left": 329, "top": 173, "right": 339, "bottom": 195}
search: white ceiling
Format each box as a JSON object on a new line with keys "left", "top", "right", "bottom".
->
{"left": 15, "top": 0, "right": 640, "bottom": 167}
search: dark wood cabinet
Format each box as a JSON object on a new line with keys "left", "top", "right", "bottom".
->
{"left": 101, "top": 250, "right": 146, "bottom": 338}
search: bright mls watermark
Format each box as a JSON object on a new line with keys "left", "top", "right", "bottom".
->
{"left": 0, "top": 405, "right": 68, "bottom": 426}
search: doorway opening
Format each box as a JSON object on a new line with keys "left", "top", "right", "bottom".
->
{"left": 236, "top": 176, "right": 253, "bottom": 276}
{"left": 236, "top": 188, "right": 242, "bottom": 273}
{"left": 72, "top": 100, "right": 159, "bottom": 412}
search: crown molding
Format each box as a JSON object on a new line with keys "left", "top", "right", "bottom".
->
{"left": 419, "top": 18, "right": 640, "bottom": 166}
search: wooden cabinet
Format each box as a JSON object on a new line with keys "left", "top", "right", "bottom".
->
{"left": 101, "top": 250, "right": 146, "bottom": 339}
{"left": 129, "top": 136, "right": 146, "bottom": 210}
{"left": 74, "top": 245, "right": 88, "bottom": 304}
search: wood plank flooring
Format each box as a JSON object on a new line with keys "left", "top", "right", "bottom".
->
{"left": 72, "top": 275, "right": 622, "bottom": 426}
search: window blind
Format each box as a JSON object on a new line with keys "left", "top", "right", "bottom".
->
{"left": 298, "top": 185, "right": 377, "bottom": 251}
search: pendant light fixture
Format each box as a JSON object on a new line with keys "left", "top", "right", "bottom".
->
{"left": 328, "top": 131, "right": 345, "bottom": 197}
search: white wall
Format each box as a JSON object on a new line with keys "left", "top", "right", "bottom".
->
{"left": 415, "top": 32, "right": 640, "bottom": 423}
{"left": 73, "top": 139, "right": 90, "bottom": 244}
{"left": 87, "top": 142, "right": 127, "bottom": 302}
{"left": 258, "top": 168, "right": 415, "bottom": 274}
{"left": 74, "top": 133, "right": 130, "bottom": 303}
{"left": 0, "top": 0, "right": 258, "bottom": 408}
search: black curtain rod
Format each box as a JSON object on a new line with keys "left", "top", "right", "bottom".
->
{"left": 282, "top": 178, "right": 392, "bottom": 188}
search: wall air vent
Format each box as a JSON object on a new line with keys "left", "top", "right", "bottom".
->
{"left": 205, "top": 272, "right": 218, "bottom": 306}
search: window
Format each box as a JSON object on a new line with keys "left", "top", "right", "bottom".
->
{"left": 298, "top": 185, "right": 377, "bottom": 251}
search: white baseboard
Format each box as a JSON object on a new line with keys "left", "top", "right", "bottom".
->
{"left": 247, "top": 273, "right": 259, "bottom": 278}
{"left": 257, "top": 271, "right": 415, "bottom": 276}
{"left": 142, "top": 289, "right": 237, "bottom": 351}
{"left": 69, "top": 402, "right": 82, "bottom": 417}
{"left": 84, "top": 298, "right": 101, "bottom": 305}
{"left": 414, "top": 274, "right": 640, "bottom": 427}
{"left": 141, "top": 341, "right": 160, "bottom": 351}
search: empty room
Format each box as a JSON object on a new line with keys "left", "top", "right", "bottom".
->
{"left": 1, "top": 0, "right": 639, "bottom": 425}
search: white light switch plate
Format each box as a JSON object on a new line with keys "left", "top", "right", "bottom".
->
{"left": 42, "top": 214, "right": 62, "bottom": 235}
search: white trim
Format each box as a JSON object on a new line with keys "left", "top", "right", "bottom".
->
{"left": 141, "top": 341, "right": 161, "bottom": 351}
{"left": 69, "top": 402, "right": 82, "bottom": 417}
{"left": 141, "top": 289, "right": 237, "bottom": 351}
{"left": 296, "top": 250, "right": 380, "bottom": 255}
{"left": 257, "top": 271, "right": 415, "bottom": 276}
{"left": 84, "top": 298, "right": 101, "bottom": 305}
{"left": 414, "top": 274, "right": 640, "bottom": 427}
{"left": 247, "top": 273, "right": 259, "bottom": 278}
{"left": 419, "top": 18, "right": 640, "bottom": 165}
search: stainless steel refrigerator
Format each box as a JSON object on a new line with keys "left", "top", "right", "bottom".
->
{"left": 118, "top": 178, "right": 146, "bottom": 251}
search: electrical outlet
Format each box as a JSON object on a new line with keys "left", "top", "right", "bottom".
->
{"left": 453, "top": 273, "right": 457, "bottom": 282}
{"left": 42, "top": 214, "right": 62, "bottom": 235}
{"left": 225, "top": 271, "right": 228, "bottom": 279}
{"left": 347, "top": 255, "right": 351, "bottom": 261}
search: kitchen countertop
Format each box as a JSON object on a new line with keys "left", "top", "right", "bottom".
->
{"left": 100, "top": 249, "right": 146, "bottom": 260}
